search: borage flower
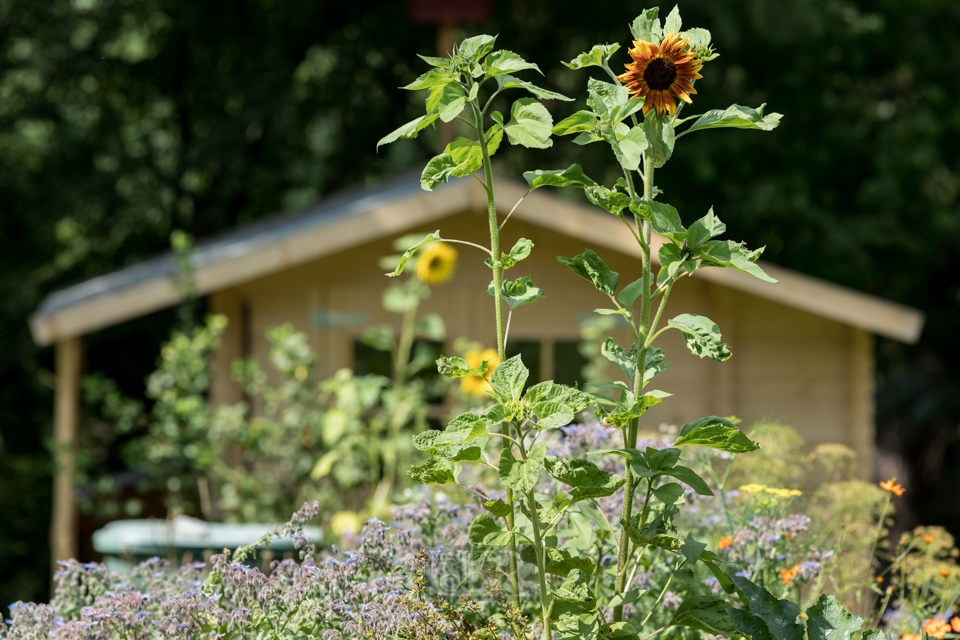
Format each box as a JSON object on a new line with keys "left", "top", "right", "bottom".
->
{"left": 617, "top": 32, "right": 703, "bottom": 117}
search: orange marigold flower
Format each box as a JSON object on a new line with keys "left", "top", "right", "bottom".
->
{"left": 780, "top": 564, "right": 801, "bottom": 585}
{"left": 616, "top": 32, "right": 703, "bottom": 117}
{"left": 940, "top": 567, "right": 951, "bottom": 577}
{"left": 876, "top": 576, "right": 884, "bottom": 583}
{"left": 718, "top": 535, "right": 734, "bottom": 550}
{"left": 901, "top": 634, "right": 918, "bottom": 640}
{"left": 924, "top": 619, "right": 951, "bottom": 640}
{"left": 951, "top": 618, "right": 960, "bottom": 633}
{"left": 879, "top": 479, "right": 906, "bottom": 496}
{"left": 924, "top": 534, "right": 936, "bottom": 543}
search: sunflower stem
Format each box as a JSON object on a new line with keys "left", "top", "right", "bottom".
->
{"left": 469, "top": 94, "right": 523, "bottom": 626}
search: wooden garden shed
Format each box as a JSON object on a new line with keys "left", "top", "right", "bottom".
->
{"left": 31, "top": 171, "right": 925, "bottom": 565}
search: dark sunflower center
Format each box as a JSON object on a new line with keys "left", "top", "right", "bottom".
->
{"left": 643, "top": 57, "right": 677, "bottom": 91}
{"left": 428, "top": 257, "right": 442, "bottom": 270}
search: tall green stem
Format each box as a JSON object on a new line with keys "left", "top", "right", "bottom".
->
{"left": 527, "top": 488, "right": 554, "bottom": 640}
{"left": 471, "top": 98, "right": 522, "bottom": 618}
{"left": 614, "top": 153, "right": 656, "bottom": 622}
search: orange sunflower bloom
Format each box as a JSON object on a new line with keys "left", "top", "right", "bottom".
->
{"left": 879, "top": 478, "right": 905, "bottom": 496}
{"left": 617, "top": 31, "right": 703, "bottom": 117}
{"left": 923, "top": 619, "right": 951, "bottom": 640}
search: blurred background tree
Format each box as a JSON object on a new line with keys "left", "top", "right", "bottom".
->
{"left": 0, "top": 0, "right": 957, "bottom": 603}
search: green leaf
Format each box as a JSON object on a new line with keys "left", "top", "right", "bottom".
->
{"left": 732, "top": 575, "right": 804, "bottom": 640}
{"left": 544, "top": 456, "right": 625, "bottom": 500}
{"left": 557, "top": 249, "right": 619, "bottom": 296}
{"left": 483, "top": 49, "right": 542, "bottom": 77}
{"left": 501, "top": 237, "right": 533, "bottom": 268}
{"left": 601, "top": 621, "right": 641, "bottom": 640}
{"left": 587, "top": 77, "right": 629, "bottom": 117}
{"left": 459, "top": 34, "right": 497, "bottom": 61}
{"left": 469, "top": 513, "right": 513, "bottom": 548}
{"left": 563, "top": 44, "right": 621, "bottom": 70}
{"left": 699, "top": 240, "right": 778, "bottom": 283}
{"left": 657, "top": 244, "right": 685, "bottom": 286}
{"left": 556, "top": 568, "right": 593, "bottom": 603}
{"left": 552, "top": 111, "right": 597, "bottom": 136}
{"left": 601, "top": 338, "right": 637, "bottom": 381}
{"left": 663, "top": 465, "right": 714, "bottom": 496}
{"left": 412, "top": 414, "right": 489, "bottom": 461}
{"left": 490, "top": 276, "right": 546, "bottom": 309}
{"left": 402, "top": 69, "right": 455, "bottom": 90}
{"left": 682, "top": 28, "right": 712, "bottom": 51}
{"left": 442, "top": 129, "right": 504, "bottom": 175}
{"left": 497, "top": 98, "right": 555, "bottom": 149}
{"left": 728, "top": 609, "right": 776, "bottom": 640}
{"left": 605, "top": 397, "right": 662, "bottom": 429}
{"left": 482, "top": 498, "right": 512, "bottom": 517}
{"left": 630, "top": 8, "right": 662, "bottom": 45}
{"left": 436, "top": 355, "right": 489, "bottom": 378}
{"left": 653, "top": 482, "right": 684, "bottom": 505}
{"left": 680, "top": 535, "right": 707, "bottom": 565}
{"left": 703, "top": 558, "right": 736, "bottom": 594}
{"left": 498, "top": 443, "right": 546, "bottom": 492}
{"left": 671, "top": 595, "right": 739, "bottom": 637}
{"left": 668, "top": 313, "right": 732, "bottom": 362}
{"left": 609, "top": 98, "right": 646, "bottom": 127}
{"left": 417, "top": 54, "right": 452, "bottom": 68}
{"left": 386, "top": 231, "right": 439, "bottom": 276}
{"left": 806, "top": 594, "right": 864, "bottom": 640}
{"left": 643, "top": 346, "right": 669, "bottom": 383}
{"left": 686, "top": 207, "right": 725, "bottom": 249}
{"left": 533, "top": 401, "right": 575, "bottom": 429}
{"left": 520, "top": 545, "right": 595, "bottom": 578}
{"left": 618, "top": 278, "right": 644, "bottom": 308}
{"left": 647, "top": 201, "right": 686, "bottom": 241}
{"left": 409, "top": 456, "right": 461, "bottom": 485}
{"left": 644, "top": 111, "right": 675, "bottom": 168}
{"left": 618, "top": 126, "right": 649, "bottom": 172}
{"left": 585, "top": 186, "right": 631, "bottom": 216}
{"left": 495, "top": 74, "right": 573, "bottom": 102}
{"left": 675, "top": 416, "right": 759, "bottom": 453}
{"left": 680, "top": 103, "right": 782, "bottom": 137}
{"left": 524, "top": 381, "right": 595, "bottom": 412}
{"left": 663, "top": 5, "right": 682, "bottom": 36}
{"left": 420, "top": 153, "right": 467, "bottom": 191}
{"left": 608, "top": 588, "right": 646, "bottom": 609}
{"left": 436, "top": 82, "right": 467, "bottom": 123}
{"left": 482, "top": 402, "right": 516, "bottom": 426}
{"left": 489, "top": 354, "right": 528, "bottom": 400}
{"left": 377, "top": 111, "right": 439, "bottom": 149}
{"left": 524, "top": 164, "right": 598, "bottom": 190}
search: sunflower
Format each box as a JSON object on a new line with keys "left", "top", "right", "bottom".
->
{"left": 416, "top": 242, "right": 457, "bottom": 284}
{"left": 617, "top": 32, "right": 703, "bottom": 117}
{"left": 460, "top": 348, "right": 498, "bottom": 397}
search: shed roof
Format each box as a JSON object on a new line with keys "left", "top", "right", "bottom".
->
{"left": 30, "top": 172, "right": 925, "bottom": 346}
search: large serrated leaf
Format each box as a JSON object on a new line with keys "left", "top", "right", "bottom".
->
{"left": 675, "top": 416, "right": 760, "bottom": 453}
{"left": 498, "top": 443, "right": 546, "bottom": 492}
{"left": 806, "top": 594, "right": 864, "bottom": 640}
{"left": 630, "top": 8, "right": 662, "bottom": 44}
{"left": 544, "top": 456, "right": 625, "bottom": 500}
{"left": 732, "top": 575, "right": 804, "bottom": 640}
{"left": 409, "top": 457, "right": 461, "bottom": 485}
{"left": 563, "top": 44, "right": 621, "bottom": 70}
{"left": 495, "top": 74, "right": 573, "bottom": 102}
{"left": 520, "top": 545, "right": 595, "bottom": 578}
{"left": 671, "top": 595, "right": 739, "bottom": 637}
{"left": 469, "top": 513, "right": 513, "bottom": 548}
{"left": 489, "top": 354, "right": 528, "bottom": 399}
{"left": 699, "top": 239, "right": 778, "bottom": 283}
{"left": 668, "top": 313, "right": 731, "bottom": 362}
{"left": 496, "top": 97, "right": 555, "bottom": 149}
{"left": 601, "top": 338, "right": 637, "bottom": 381}
{"left": 523, "top": 164, "right": 598, "bottom": 190}
{"left": 557, "top": 249, "right": 619, "bottom": 296}
{"left": 679, "top": 104, "right": 782, "bottom": 137}
{"left": 483, "top": 49, "right": 542, "bottom": 77}
{"left": 436, "top": 355, "right": 488, "bottom": 378}
{"left": 489, "top": 276, "right": 545, "bottom": 309}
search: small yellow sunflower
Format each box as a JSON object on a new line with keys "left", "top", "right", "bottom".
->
{"left": 460, "top": 348, "right": 498, "bottom": 397}
{"left": 617, "top": 31, "right": 703, "bottom": 117}
{"left": 416, "top": 242, "right": 458, "bottom": 284}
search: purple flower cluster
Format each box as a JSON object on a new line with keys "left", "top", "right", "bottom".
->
{"left": 3, "top": 501, "right": 466, "bottom": 640}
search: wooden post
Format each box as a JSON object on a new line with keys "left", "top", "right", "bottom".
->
{"left": 847, "top": 328, "right": 876, "bottom": 480}
{"left": 51, "top": 337, "right": 81, "bottom": 569}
